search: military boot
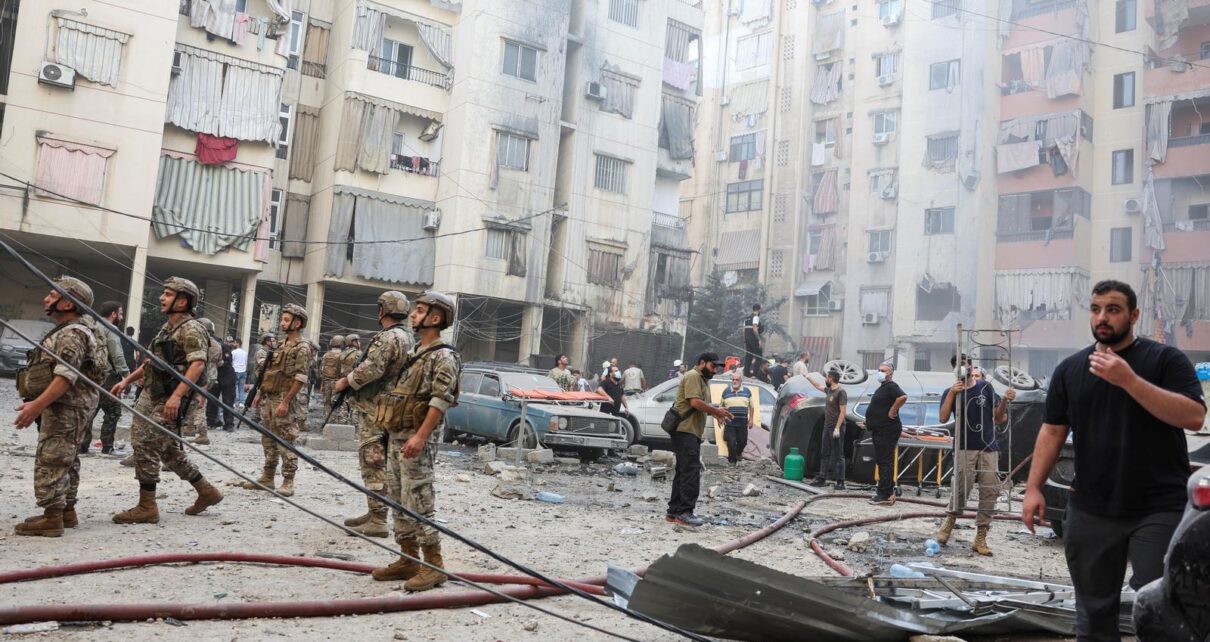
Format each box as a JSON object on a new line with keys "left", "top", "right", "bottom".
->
{"left": 61, "top": 503, "right": 78, "bottom": 528}
{"left": 344, "top": 511, "right": 372, "bottom": 527}
{"left": 371, "top": 541, "right": 421, "bottom": 581}
{"left": 936, "top": 514, "right": 958, "bottom": 546}
{"left": 972, "top": 526, "right": 993, "bottom": 557}
{"left": 192, "top": 434, "right": 210, "bottom": 445}
{"left": 15, "top": 508, "right": 65, "bottom": 537}
{"left": 276, "top": 475, "right": 295, "bottom": 497}
{"left": 186, "top": 479, "right": 224, "bottom": 515}
{"left": 347, "top": 509, "right": 389, "bottom": 538}
{"left": 112, "top": 490, "right": 160, "bottom": 524}
{"left": 120, "top": 453, "right": 135, "bottom": 467}
{"left": 405, "top": 543, "right": 448, "bottom": 592}
{"left": 238, "top": 468, "right": 276, "bottom": 491}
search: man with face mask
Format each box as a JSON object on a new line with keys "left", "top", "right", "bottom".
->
{"left": 666, "top": 353, "right": 733, "bottom": 527}
{"left": 1023, "top": 280, "right": 1205, "bottom": 641}
{"left": 862, "top": 362, "right": 907, "bottom": 505}
{"left": 596, "top": 366, "right": 628, "bottom": 417}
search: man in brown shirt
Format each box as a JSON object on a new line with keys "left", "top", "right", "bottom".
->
{"left": 666, "top": 352, "right": 732, "bottom": 527}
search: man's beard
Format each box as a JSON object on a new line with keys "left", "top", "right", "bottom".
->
{"left": 1091, "top": 321, "right": 1131, "bottom": 346}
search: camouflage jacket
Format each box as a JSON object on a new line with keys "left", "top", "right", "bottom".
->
{"left": 260, "top": 336, "right": 315, "bottom": 396}
{"left": 145, "top": 316, "right": 209, "bottom": 401}
{"left": 548, "top": 367, "right": 575, "bottom": 391}
{"left": 320, "top": 349, "right": 342, "bottom": 380}
{"left": 338, "top": 347, "right": 362, "bottom": 378}
{"left": 389, "top": 338, "right": 461, "bottom": 434}
{"left": 346, "top": 324, "right": 411, "bottom": 412}
{"left": 30, "top": 319, "right": 102, "bottom": 409}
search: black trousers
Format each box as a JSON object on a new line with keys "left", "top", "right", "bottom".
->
{"left": 667, "top": 431, "right": 702, "bottom": 517}
{"left": 870, "top": 425, "right": 900, "bottom": 498}
{"left": 819, "top": 424, "right": 846, "bottom": 481}
{"left": 205, "top": 381, "right": 237, "bottom": 429}
{"left": 743, "top": 345, "right": 763, "bottom": 377}
{"left": 1063, "top": 504, "right": 1182, "bottom": 641}
{"left": 723, "top": 424, "right": 749, "bottom": 464}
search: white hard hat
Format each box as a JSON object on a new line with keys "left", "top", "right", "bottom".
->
{"left": 673, "top": 359, "right": 683, "bottom": 367}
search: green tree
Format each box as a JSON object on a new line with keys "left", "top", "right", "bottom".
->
{"left": 684, "top": 271, "right": 791, "bottom": 361}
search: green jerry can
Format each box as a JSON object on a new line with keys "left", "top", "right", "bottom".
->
{"left": 783, "top": 447, "right": 805, "bottom": 482}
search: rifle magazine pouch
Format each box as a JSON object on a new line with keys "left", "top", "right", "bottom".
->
{"left": 374, "top": 393, "right": 408, "bottom": 432}
{"left": 19, "top": 360, "right": 54, "bottom": 399}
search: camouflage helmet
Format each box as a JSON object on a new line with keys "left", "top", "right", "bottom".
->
{"left": 280, "top": 303, "right": 308, "bottom": 329}
{"left": 260, "top": 333, "right": 276, "bottom": 345}
{"left": 197, "top": 317, "right": 216, "bottom": 334}
{"left": 53, "top": 276, "right": 94, "bottom": 308}
{"left": 377, "top": 291, "right": 410, "bottom": 318}
{"left": 330, "top": 335, "right": 345, "bottom": 349}
{"left": 415, "top": 291, "right": 456, "bottom": 329}
{"left": 344, "top": 333, "right": 361, "bottom": 345}
{"left": 163, "top": 277, "right": 200, "bottom": 312}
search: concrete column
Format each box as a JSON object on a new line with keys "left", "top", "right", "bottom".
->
{"left": 238, "top": 272, "right": 258, "bottom": 348}
{"left": 518, "top": 304, "right": 544, "bottom": 366}
{"left": 203, "top": 278, "right": 233, "bottom": 331}
{"left": 569, "top": 312, "right": 588, "bottom": 370}
{"left": 125, "top": 246, "right": 148, "bottom": 333}
{"left": 304, "top": 281, "right": 326, "bottom": 344}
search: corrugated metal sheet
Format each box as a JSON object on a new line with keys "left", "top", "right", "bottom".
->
{"left": 152, "top": 155, "right": 267, "bottom": 255}
{"left": 715, "top": 229, "right": 761, "bottom": 270}
{"left": 53, "top": 15, "right": 130, "bottom": 87}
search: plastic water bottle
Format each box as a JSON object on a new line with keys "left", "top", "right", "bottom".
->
{"left": 783, "top": 447, "right": 805, "bottom": 482}
{"left": 535, "top": 491, "right": 565, "bottom": 504}
{"left": 924, "top": 539, "right": 941, "bottom": 557}
{"left": 889, "top": 564, "right": 926, "bottom": 578}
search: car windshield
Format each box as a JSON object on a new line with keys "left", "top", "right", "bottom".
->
{"left": 1, "top": 320, "right": 54, "bottom": 348}
{"left": 855, "top": 402, "right": 946, "bottom": 426}
{"left": 501, "top": 373, "right": 562, "bottom": 393}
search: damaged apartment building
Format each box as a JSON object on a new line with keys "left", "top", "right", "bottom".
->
{"left": 0, "top": 0, "right": 704, "bottom": 370}
{"left": 685, "top": 0, "right": 1209, "bottom": 373}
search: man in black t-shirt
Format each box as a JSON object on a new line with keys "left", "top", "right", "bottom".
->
{"left": 596, "top": 367, "right": 628, "bottom": 418}
{"left": 1023, "top": 280, "right": 1206, "bottom": 642}
{"left": 863, "top": 362, "right": 907, "bottom": 505}
{"left": 742, "top": 304, "right": 762, "bottom": 377}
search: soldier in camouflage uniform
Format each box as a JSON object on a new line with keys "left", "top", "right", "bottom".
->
{"left": 191, "top": 317, "right": 223, "bottom": 446}
{"left": 80, "top": 301, "right": 129, "bottom": 455}
{"left": 243, "top": 303, "right": 315, "bottom": 497}
{"left": 335, "top": 334, "right": 362, "bottom": 423}
{"left": 110, "top": 277, "right": 223, "bottom": 524}
{"left": 319, "top": 335, "right": 345, "bottom": 412}
{"left": 13, "top": 277, "right": 103, "bottom": 537}
{"left": 371, "top": 291, "right": 461, "bottom": 592}
{"left": 334, "top": 291, "right": 412, "bottom": 537}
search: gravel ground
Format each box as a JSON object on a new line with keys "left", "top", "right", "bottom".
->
{"left": 0, "top": 379, "right": 1083, "bottom": 641}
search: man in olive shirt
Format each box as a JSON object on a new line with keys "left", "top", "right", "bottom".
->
{"left": 666, "top": 352, "right": 732, "bottom": 527}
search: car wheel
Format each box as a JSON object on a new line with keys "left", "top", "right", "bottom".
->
{"left": 440, "top": 424, "right": 459, "bottom": 444}
{"left": 507, "top": 421, "right": 539, "bottom": 449}
{"left": 622, "top": 415, "right": 639, "bottom": 446}
{"left": 823, "top": 359, "right": 868, "bottom": 385}
{"left": 993, "top": 365, "right": 1039, "bottom": 391}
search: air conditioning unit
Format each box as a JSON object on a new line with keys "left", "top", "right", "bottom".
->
{"left": 422, "top": 210, "right": 442, "bottom": 231}
{"left": 877, "top": 74, "right": 893, "bottom": 86}
{"left": 867, "top": 251, "right": 888, "bottom": 263}
{"left": 1124, "top": 198, "right": 1142, "bottom": 214}
{"left": 882, "top": 12, "right": 902, "bottom": 26}
{"left": 815, "top": 52, "right": 832, "bottom": 61}
{"left": 585, "top": 81, "right": 606, "bottom": 101}
{"left": 828, "top": 298, "right": 843, "bottom": 311}
{"left": 418, "top": 121, "right": 442, "bottom": 142}
{"left": 862, "top": 313, "right": 880, "bottom": 325}
{"left": 715, "top": 150, "right": 728, "bottom": 162}
{"left": 171, "top": 51, "right": 184, "bottom": 75}
{"left": 719, "top": 95, "right": 731, "bottom": 106}
{"left": 880, "top": 185, "right": 897, "bottom": 199}
{"left": 38, "top": 61, "right": 75, "bottom": 89}
{"left": 872, "top": 132, "right": 890, "bottom": 145}
{"left": 962, "top": 169, "right": 981, "bottom": 190}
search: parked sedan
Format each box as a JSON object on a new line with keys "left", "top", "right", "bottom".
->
{"left": 443, "top": 365, "right": 629, "bottom": 457}
{"left": 0, "top": 320, "right": 55, "bottom": 375}
{"left": 627, "top": 374, "right": 777, "bottom": 447}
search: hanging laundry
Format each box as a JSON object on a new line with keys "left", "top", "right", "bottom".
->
{"left": 196, "top": 133, "right": 239, "bottom": 165}
{"left": 233, "top": 12, "right": 251, "bottom": 45}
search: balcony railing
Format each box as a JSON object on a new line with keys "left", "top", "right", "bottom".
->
{"left": 653, "top": 212, "right": 687, "bottom": 229}
{"left": 389, "top": 154, "right": 439, "bottom": 176}
{"left": 302, "top": 61, "right": 326, "bottom": 79}
{"left": 368, "top": 57, "right": 449, "bottom": 89}
{"left": 1170, "top": 134, "right": 1210, "bottom": 148}
{"left": 1164, "top": 219, "right": 1210, "bottom": 232}
{"left": 997, "top": 226, "right": 1075, "bottom": 243}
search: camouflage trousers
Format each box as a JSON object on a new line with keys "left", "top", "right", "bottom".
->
{"left": 34, "top": 403, "right": 93, "bottom": 510}
{"left": 190, "top": 394, "right": 207, "bottom": 439}
{"left": 353, "top": 409, "right": 390, "bottom": 512}
{"left": 131, "top": 393, "right": 201, "bottom": 485}
{"left": 260, "top": 392, "right": 304, "bottom": 477}
{"left": 321, "top": 379, "right": 335, "bottom": 412}
{"left": 387, "top": 430, "right": 439, "bottom": 547}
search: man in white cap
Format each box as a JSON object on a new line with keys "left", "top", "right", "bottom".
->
{"left": 668, "top": 359, "right": 684, "bottom": 381}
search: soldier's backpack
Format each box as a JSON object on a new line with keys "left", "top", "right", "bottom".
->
{"left": 321, "top": 350, "right": 341, "bottom": 379}
{"left": 78, "top": 316, "right": 112, "bottom": 385}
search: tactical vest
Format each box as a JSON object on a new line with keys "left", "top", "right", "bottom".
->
{"left": 350, "top": 325, "right": 410, "bottom": 403}
{"left": 260, "top": 339, "right": 308, "bottom": 394}
{"left": 17, "top": 319, "right": 106, "bottom": 399}
{"left": 146, "top": 318, "right": 208, "bottom": 401}
{"left": 320, "top": 350, "right": 341, "bottom": 379}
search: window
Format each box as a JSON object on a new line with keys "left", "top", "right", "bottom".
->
{"left": 496, "top": 132, "right": 531, "bottom": 171}
{"left": 587, "top": 248, "right": 623, "bottom": 286}
{"left": 479, "top": 375, "right": 500, "bottom": 397}
{"left": 726, "top": 180, "right": 764, "bottom": 213}
{"left": 485, "top": 227, "right": 527, "bottom": 276}
{"left": 730, "top": 133, "right": 759, "bottom": 161}
{"left": 804, "top": 283, "right": 832, "bottom": 316}
{"left": 932, "top": 0, "right": 960, "bottom": 19}
{"left": 869, "top": 171, "right": 894, "bottom": 194}
{"left": 269, "top": 189, "right": 283, "bottom": 249}
{"left": 1113, "top": 72, "right": 1134, "bottom": 108}
{"left": 926, "top": 134, "right": 959, "bottom": 167}
{"left": 1111, "top": 149, "right": 1134, "bottom": 185}
{"left": 502, "top": 40, "right": 538, "bottom": 81}
{"left": 1110, "top": 227, "right": 1132, "bottom": 263}
{"left": 1201, "top": 122, "right": 1210, "bottom": 136}
{"left": 484, "top": 228, "right": 509, "bottom": 259}
{"left": 391, "top": 132, "right": 405, "bottom": 158}
{"left": 1189, "top": 204, "right": 1208, "bottom": 220}
{"left": 815, "top": 119, "right": 837, "bottom": 147}
{"left": 868, "top": 230, "right": 891, "bottom": 253}
{"left": 608, "top": 0, "right": 640, "bottom": 27}
{"left": 276, "top": 103, "right": 293, "bottom": 160}
{"left": 874, "top": 52, "right": 897, "bottom": 78}
{"left": 872, "top": 110, "right": 897, "bottom": 135}
{"left": 925, "top": 207, "right": 955, "bottom": 235}
{"left": 929, "top": 59, "right": 960, "bottom": 90}
{"left": 1201, "top": 42, "right": 1210, "bottom": 60}
{"left": 34, "top": 136, "right": 113, "bottom": 206}
{"left": 860, "top": 287, "right": 891, "bottom": 318}
{"left": 301, "top": 22, "right": 330, "bottom": 79}
{"left": 879, "top": 0, "right": 903, "bottom": 21}
{"left": 599, "top": 70, "right": 638, "bottom": 119}
{"left": 913, "top": 349, "right": 931, "bottom": 371}
{"left": 287, "top": 10, "right": 304, "bottom": 70}
{"left": 377, "top": 39, "right": 413, "bottom": 79}
{"left": 916, "top": 283, "right": 960, "bottom": 321}
{"left": 735, "top": 32, "right": 773, "bottom": 70}
{"left": 1115, "top": 0, "right": 1136, "bottom": 32}
{"left": 594, "top": 154, "right": 629, "bottom": 193}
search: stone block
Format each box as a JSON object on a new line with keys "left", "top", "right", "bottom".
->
{"left": 322, "top": 423, "right": 356, "bottom": 441}
{"left": 497, "top": 447, "right": 534, "bottom": 462}
{"left": 555, "top": 457, "right": 581, "bottom": 466}
{"left": 700, "top": 442, "right": 719, "bottom": 459}
{"left": 649, "top": 450, "right": 676, "bottom": 466}
{"left": 742, "top": 483, "right": 760, "bottom": 497}
{"left": 337, "top": 440, "right": 360, "bottom": 452}
{"left": 477, "top": 444, "right": 497, "bottom": 462}
{"left": 304, "top": 438, "right": 333, "bottom": 451}
{"left": 499, "top": 466, "right": 530, "bottom": 483}
{"left": 526, "top": 449, "right": 555, "bottom": 464}
{"left": 627, "top": 444, "right": 649, "bottom": 457}
{"left": 484, "top": 460, "right": 508, "bottom": 476}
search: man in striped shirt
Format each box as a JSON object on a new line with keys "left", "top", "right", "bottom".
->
{"left": 720, "top": 371, "right": 757, "bottom": 465}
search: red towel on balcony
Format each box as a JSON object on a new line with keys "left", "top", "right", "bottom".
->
{"left": 196, "top": 133, "right": 239, "bottom": 165}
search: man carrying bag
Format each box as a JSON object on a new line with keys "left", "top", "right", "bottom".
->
{"left": 663, "top": 352, "right": 732, "bottom": 527}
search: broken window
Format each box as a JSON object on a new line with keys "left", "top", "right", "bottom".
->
{"left": 726, "top": 180, "right": 764, "bottom": 213}
{"left": 730, "top": 132, "right": 760, "bottom": 161}
{"left": 803, "top": 282, "right": 832, "bottom": 316}
{"left": 485, "top": 226, "right": 527, "bottom": 276}
{"left": 929, "top": 59, "right": 960, "bottom": 90}
{"left": 924, "top": 207, "right": 954, "bottom": 235}
{"left": 916, "top": 283, "right": 960, "bottom": 321}
{"left": 924, "top": 133, "right": 959, "bottom": 170}
{"left": 1110, "top": 227, "right": 1132, "bottom": 262}
{"left": 594, "top": 154, "right": 630, "bottom": 193}
{"left": 599, "top": 69, "right": 639, "bottom": 119}
{"left": 869, "top": 170, "right": 895, "bottom": 194}
{"left": 815, "top": 119, "right": 837, "bottom": 147}
{"left": 588, "top": 247, "right": 624, "bottom": 286}
{"left": 268, "top": 188, "right": 282, "bottom": 249}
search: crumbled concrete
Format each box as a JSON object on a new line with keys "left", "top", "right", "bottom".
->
{"left": 649, "top": 450, "right": 675, "bottom": 466}
{"left": 483, "top": 461, "right": 508, "bottom": 476}
{"left": 322, "top": 424, "right": 356, "bottom": 441}
{"left": 626, "top": 444, "right": 649, "bottom": 457}
{"left": 525, "top": 449, "right": 555, "bottom": 464}
{"left": 848, "top": 531, "right": 872, "bottom": 553}
{"left": 477, "top": 444, "right": 497, "bottom": 462}
{"left": 742, "top": 483, "right": 760, "bottom": 497}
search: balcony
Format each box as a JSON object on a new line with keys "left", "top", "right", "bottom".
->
{"left": 1154, "top": 134, "right": 1210, "bottom": 180}
{"left": 389, "top": 153, "right": 439, "bottom": 177}
{"left": 368, "top": 57, "right": 450, "bottom": 90}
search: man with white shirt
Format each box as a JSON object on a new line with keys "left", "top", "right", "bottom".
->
{"left": 622, "top": 362, "right": 646, "bottom": 396}
{"left": 791, "top": 351, "right": 811, "bottom": 379}
{"left": 230, "top": 338, "right": 249, "bottom": 406}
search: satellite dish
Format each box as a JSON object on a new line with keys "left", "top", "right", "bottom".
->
{"left": 722, "top": 271, "right": 738, "bottom": 287}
